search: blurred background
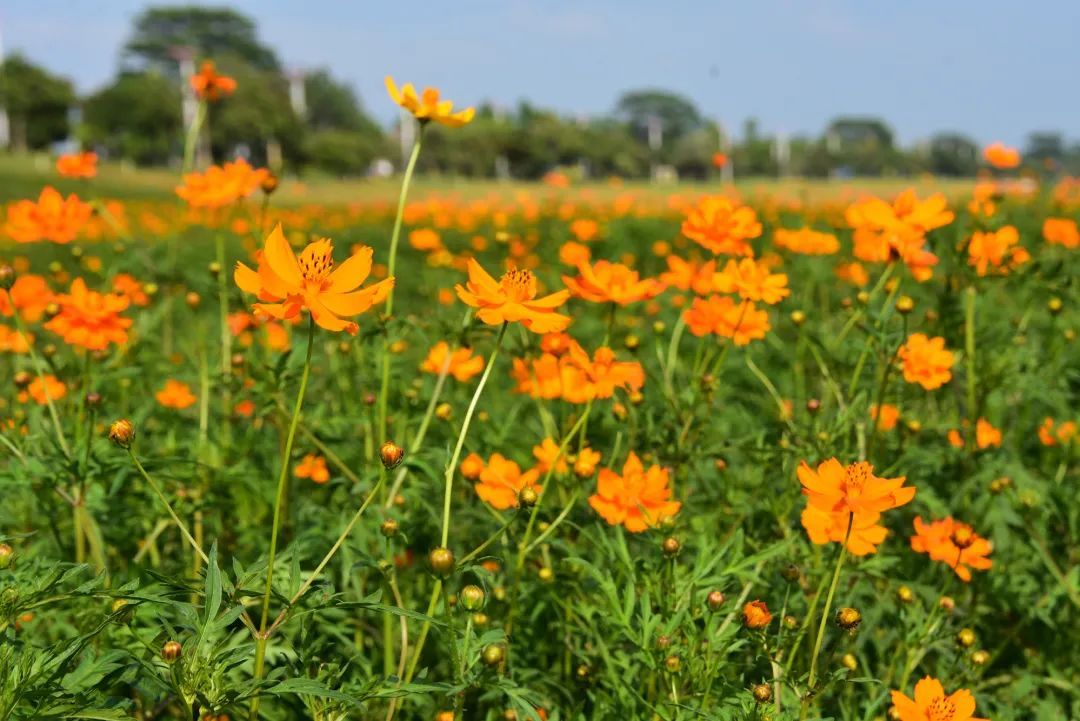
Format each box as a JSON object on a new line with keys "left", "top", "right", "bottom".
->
{"left": 2, "top": 0, "right": 1078, "bottom": 181}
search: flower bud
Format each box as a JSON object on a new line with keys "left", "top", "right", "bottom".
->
{"left": 428, "top": 547, "right": 455, "bottom": 577}
{"left": 624, "top": 334, "right": 640, "bottom": 351}
{"left": 1047, "top": 297, "right": 1063, "bottom": 315}
{"left": 108, "top": 419, "right": 135, "bottom": 449}
{"left": 742, "top": 600, "right": 772, "bottom": 629}
{"left": 956, "top": 628, "right": 976, "bottom": 648}
{"left": 13, "top": 371, "right": 32, "bottom": 389}
{"left": 806, "top": 398, "right": 821, "bottom": 414}
{"left": 790, "top": 310, "right": 806, "bottom": 326}
{"left": 0, "top": 265, "right": 14, "bottom": 290}
{"left": 472, "top": 612, "right": 489, "bottom": 627}
{"left": 460, "top": 584, "right": 485, "bottom": 611}
{"left": 751, "top": 683, "right": 773, "bottom": 704}
{"left": 517, "top": 486, "right": 538, "bottom": 508}
{"left": 783, "top": 615, "right": 798, "bottom": 630}
{"left": 185, "top": 291, "right": 201, "bottom": 308}
{"left": 380, "top": 519, "right": 399, "bottom": 538}
{"left": 841, "top": 653, "right": 857, "bottom": 670}
{"left": 970, "top": 649, "right": 990, "bottom": 666}
{"left": 0, "top": 543, "right": 13, "bottom": 569}
{"left": 435, "top": 402, "right": 452, "bottom": 421}
{"left": 208, "top": 261, "right": 221, "bottom": 277}
{"left": 663, "top": 655, "right": 680, "bottom": 673}
{"left": 895, "top": 295, "right": 915, "bottom": 314}
{"left": 379, "top": 441, "right": 405, "bottom": 470}
{"left": 261, "top": 173, "right": 280, "bottom": 195}
{"left": 706, "top": 590, "right": 725, "bottom": 611}
{"left": 896, "top": 585, "right": 914, "bottom": 604}
{"left": 537, "top": 566, "right": 554, "bottom": 583}
{"left": 938, "top": 596, "right": 955, "bottom": 613}
{"left": 481, "top": 643, "right": 505, "bottom": 667}
{"left": 662, "top": 537, "right": 680, "bottom": 557}
{"left": 84, "top": 392, "right": 103, "bottom": 408}
{"left": 162, "top": 640, "right": 182, "bottom": 663}
{"left": 835, "top": 607, "right": 862, "bottom": 632}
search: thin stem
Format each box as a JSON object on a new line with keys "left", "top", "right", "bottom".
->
{"left": 10, "top": 311, "right": 70, "bottom": 458}
{"left": 964, "top": 285, "right": 978, "bottom": 453}
{"left": 440, "top": 322, "right": 507, "bottom": 547}
{"left": 805, "top": 514, "right": 853, "bottom": 709}
{"left": 250, "top": 316, "right": 316, "bottom": 719}
{"left": 182, "top": 101, "right": 207, "bottom": 173}
{"left": 127, "top": 451, "right": 209, "bottom": 565}
{"left": 376, "top": 126, "right": 425, "bottom": 458}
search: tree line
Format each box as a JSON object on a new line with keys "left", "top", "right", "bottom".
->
{"left": 3, "top": 5, "right": 1079, "bottom": 180}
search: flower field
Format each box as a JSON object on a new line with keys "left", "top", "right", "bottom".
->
{"left": 0, "top": 74, "right": 1078, "bottom": 721}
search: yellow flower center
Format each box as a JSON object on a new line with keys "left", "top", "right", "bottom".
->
{"left": 844, "top": 461, "right": 872, "bottom": 497}
{"left": 500, "top": 268, "right": 535, "bottom": 301}
{"left": 298, "top": 239, "right": 335, "bottom": 284}
{"left": 926, "top": 696, "right": 956, "bottom": 721}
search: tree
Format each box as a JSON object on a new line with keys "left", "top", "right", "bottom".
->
{"left": 122, "top": 6, "right": 280, "bottom": 73}
{"left": 615, "top": 90, "right": 703, "bottom": 149}
{"left": 209, "top": 61, "right": 302, "bottom": 168}
{"left": 304, "top": 70, "right": 378, "bottom": 133}
{"left": 0, "top": 54, "right": 75, "bottom": 150}
{"left": 927, "top": 133, "right": 977, "bottom": 176}
{"left": 83, "top": 71, "right": 183, "bottom": 165}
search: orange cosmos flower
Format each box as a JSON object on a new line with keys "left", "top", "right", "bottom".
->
{"left": 967, "top": 225, "right": 1029, "bottom": 276}
{"left": 950, "top": 419, "right": 1002, "bottom": 449}
{"left": 409, "top": 228, "right": 443, "bottom": 252}
{"left": 835, "top": 261, "right": 870, "bottom": 287}
{"left": 741, "top": 600, "right": 772, "bottom": 629}
{"left": 870, "top": 403, "right": 900, "bottom": 431}
{"left": 460, "top": 452, "right": 485, "bottom": 480}
{"left": 683, "top": 295, "right": 770, "bottom": 345}
{"left": 420, "top": 341, "right": 484, "bottom": 382}
{"left": 714, "top": 258, "right": 789, "bottom": 304}
{"left": 21, "top": 374, "right": 66, "bottom": 404}
{"left": 660, "top": 255, "right": 718, "bottom": 296}
{"left": 235, "top": 224, "right": 393, "bottom": 335}
{"left": 111, "top": 273, "right": 150, "bottom": 307}
{"left": 846, "top": 190, "right": 953, "bottom": 279}
{"left": 711, "top": 152, "right": 728, "bottom": 168}
{"left": 559, "top": 241, "right": 592, "bottom": 267}
{"left": 798, "top": 458, "right": 914, "bottom": 555}
{"left": 910, "top": 517, "right": 993, "bottom": 582}
{"left": 385, "top": 76, "right": 475, "bottom": 128}
{"left": 533, "top": 438, "right": 569, "bottom": 475}
{"left": 176, "top": 158, "right": 269, "bottom": 209}
{"left": 455, "top": 259, "right": 571, "bottom": 334}
{"left": 983, "top": 141, "right": 1020, "bottom": 169}
{"left": 295, "top": 453, "right": 330, "bottom": 484}
{"left": 4, "top": 187, "right": 93, "bottom": 244}
{"left": 44, "top": 278, "right": 132, "bottom": 351}
{"left": 474, "top": 453, "right": 542, "bottom": 510}
{"left": 569, "top": 218, "right": 600, "bottom": 242}
{"left": 562, "top": 260, "right": 665, "bottom": 306}
{"left": 0, "top": 325, "right": 32, "bottom": 353}
{"left": 190, "top": 60, "right": 237, "bottom": 101}
{"left": 890, "top": 677, "right": 987, "bottom": 721}
{"left": 681, "top": 196, "right": 761, "bottom": 256}
{"left": 0, "top": 274, "right": 54, "bottom": 322}
{"left": 898, "top": 333, "right": 954, "bottom": 390}
{"left": 589, "top": 452, "right": 680, "bottom": 532}
{"left": 563, "top": 342, "right": 645, "bottom": 402}
{"left": 155, "top": 380, "right": 197, "bottom": 409}
{"left": 1038, "top": 417, "right": 1077, "bottom": 446}
{"left": 773, "top": 227, "right": 839, "bottom": 255}
{"left": 56, "top": 151, "right": 98, "bottom": 179}
{"left": 574, "top": 447, "right": 602, "bottom": 478}
{"left": 1042, "top": 218, "right": 1079, "bottom": 248}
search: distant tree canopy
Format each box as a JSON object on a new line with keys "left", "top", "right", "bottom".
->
{"left": 83, "top": 71, "right": 182, "bottom": 164}
{"left": 616, "top": 90, "right": 703, "bottom": 146}
{"left": 122, "top": 5, "right": 280, "bottom": 72}
{"left": 0, "top": 54, "right": 75, "bottom": 150}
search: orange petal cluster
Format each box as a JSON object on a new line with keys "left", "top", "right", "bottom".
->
{"left": 420, "top": 341, "right": 485, "bottom": 382}
{"left": 910, "top": 517, "right": 992, "bottom": 582}
{"left": 681, "top": 196, "right": 761, "bottom": 256}
{"left": 562, "top": 260, "right": 665, "bottom": 305}
{"left": 190, "top": 60, "right": 237, "bottom": 102}
{"left": 588, "top": 451, "right": 680, "bottom": 532}
{"left": 967, "top": 225, "right": 1030, "bottom": 276}
{"left": 385, "top": 76, "right": 475, "bottom": 128}
{"left": 898, "top": 333, "right": 954, "bottom": 390}
{"left": 176, "top": 159, "right": 269, "bottom": 209}
{"left": 44, "top": 278, "right": 132, "bottom": 351}
{"left": 511, "top": 335, "right": 644, "bottom": 404}
{"left": 455, "top": 259, "right": 571, "bottom": 334}
{"left": 473, "top": 453, "right": 541, "bottom": 510}
{"left": 890, "top": 677, "right": 987, "bottom": 721}
{"left": 4, "top": 187, "right": 93, "bottom": 244}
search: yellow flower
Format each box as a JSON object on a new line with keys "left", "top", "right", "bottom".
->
{"left": 385, "top": 76, "right": 475, "bottom": 128}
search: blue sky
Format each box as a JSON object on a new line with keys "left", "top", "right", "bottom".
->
{"left": 2, "top": 0, "right": 1077, "bottom": 147}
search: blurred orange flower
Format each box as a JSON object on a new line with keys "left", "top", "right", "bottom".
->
{"left": 4, "top": 187, "right": 93, "bottom": 244}
{"left": 56, "top": 151, "right": 98, "bottom": 179}
{"left": 455, "top": 259, "right": 570, "bottom": 333}
{"left": 742, "top": 600, "right": 772, "bottom": 628}
{"left": 295, "top": 453, "right": 330, "bottom": 483}
{"left": 588, "top": 451, "right": 680, "bottom": 532}
{"left": 1038, "top": 417, "right": 1077, "bottom": 446}
{"left": 177, "top": 158, "right": 268, "bottom": 209}
{"left": 683, "top": 296, "right": 770, "bottom": 345}
{"left": 156, "top": 380, "right": 197, "bottom": 409}
{"left": 460, "top": 452, "right": 485, "bottom": 479}
{"left": 532, "top": 438, "right": 569, "bottom": 475}
{"left": 235, "top": 224, "right": 393, "bottom": 335}
{"left": 661, "top": 255, "right": 718, "bottom": 296}
{"left": 559, "top": 241, "right": 592, "bottom": 266}
{"left": 835, "top": 261, "right": 870, "bottom": 287}
{"left": 910, "top": 517, "right": 992, "bottom": 582}
{"left": 1043, "top": 218, "right": 1079, "bottom": 248}
{"left": 21, "top": 374, "right": 66, "bottom": 404}
{"left": 0, "top": 325, "right": 32, "bottom": 353}
{"left": 569, "top": 218, "right": 600, "bottom": 242}
{"left": 474, "top": 453, "right": 541, "bottom": 510}
{"left": 44, "top": 278, "right": 132, "bottom": 351}
{"left": 385, "top": 76, "right": 475, "bottom": 127}
{"left": 898, "top": 333, "right": 954, "bottom": 390}
{"left": 870, "top": 403, "right": 900, "bottom": 431}
{"left": 983, "top": 142, "right": 1020, "bottom": 169}
{"left": 846, "top": 190, "right": 953, "bottom": 279}
{"left": 681, "top": 196, "right": 761, "bottom": 256}
{"left": 714, "top": 258, "right": 789, "bottom": 304}
{"left": 563, "top": 260, "right": 665, "bottom": 305}
{"left": 967, "top": 226, "right": 1030, "bottom": 276}
{"left": 0, "top": 274, "right": 54, "bottom": 322}
{"left": 111, "top": 273, "right": 150, "bottom": 307}
{"left": 190, "top": 60, "right": 237, "bottom": 101}
{"left": 773, "top": 227, "right": 839, "bottom": 255}
{"left": 420, "top": 341, "right": 485, "bottom": 382}
{"left": 573, "top": 447, "right": 602, "bottom": 478}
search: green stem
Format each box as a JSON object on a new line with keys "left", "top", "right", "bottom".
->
{"left": 804, "top": 514, "right": 852, "bottom": 712}
{"left": 10, "top": 310, "right": 70, "bottom": 458}
{"left": 182, "top": 101, "right": 207, "bottom": 173}
{"left": 964, "top": 285, "right": 978, "bottom": 453}
{"left": 376, "top": 127, "right": 425, "bottom": 465}
{"left": 250, "top": 316, "right": 316, "bottom": 719}
{"left": 127, "top": 450, "right": 209, "bottom": 566}
{"left": 439, "top": 322, "right": 507, "bottom": 547}
{"left": 216, "top": 233, "right": 233, "bottom": 448}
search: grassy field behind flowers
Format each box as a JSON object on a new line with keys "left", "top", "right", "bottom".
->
{"left": 0, "top": 73, "right": 1078, "bottom": 721}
